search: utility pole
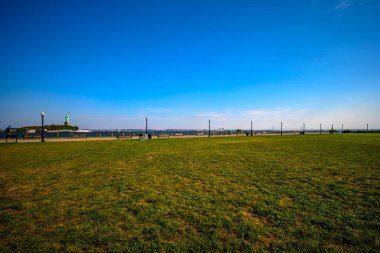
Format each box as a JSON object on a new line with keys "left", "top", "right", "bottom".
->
{"left": 342, "top": 124, "right": 344, "bottom": 133}
{"left": 303, "top": 122, "right": 305, "bottom": 133}
{"left": 40, "top": 112, "right": 45, "bottom": 142}
{"left": 208, "top": 120, "right": 211, "bottom": 138}
{"left": 367, "top": 123, "right": 369, "bottom": 132}
{"left": 320, "top": 123, "right": 322, "bottom": 134}
{"left": 331, "top": 123, "right": 334, "bottom": 134}
{"left": 280, "top": 122, "right": 283, "bottom": 136}
{"left": 250, "top": 120, "right": 253, "bottom": 136}
{"left": 145, "top": 117, "right": 148, "bottom": 135}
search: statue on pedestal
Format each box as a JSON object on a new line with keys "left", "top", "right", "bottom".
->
{"left": 64, "top": 112, "right": 71, "bottom": 126}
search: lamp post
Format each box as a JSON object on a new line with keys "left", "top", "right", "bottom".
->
{"left": 41, "top": 112, "right": 45, "bottom": 142}
{"left": 208, "top": 120, "right": 211, "bottom": 138}
{"left": 145, "top": 117, "right": 148, "bottom": 135}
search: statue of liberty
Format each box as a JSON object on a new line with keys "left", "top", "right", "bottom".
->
{"left": 64, "top": 112, "right": 70, "bottom": 126}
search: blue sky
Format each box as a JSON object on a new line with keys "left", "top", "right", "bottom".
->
{"left": 1, "top": 0, "right": 379, "bottom": 130}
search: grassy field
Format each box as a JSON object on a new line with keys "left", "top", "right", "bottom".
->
{"left": 0, "top": 134, "right": 379, "bottom": 252}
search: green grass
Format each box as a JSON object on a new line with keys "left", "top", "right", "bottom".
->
{"left": 1, "top": 134, "right": 379, "bottom": 252}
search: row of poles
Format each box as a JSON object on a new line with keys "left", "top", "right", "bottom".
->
{"left": 207, "top": 120, "right": 370, "bottom": 138}
{"left": 39, "top": 113, "right": 370, "bottom": 142}
{"left": 199, "top": 120, "right": 369, "bottom": 138}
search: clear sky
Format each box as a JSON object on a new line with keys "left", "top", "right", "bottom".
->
{"left": 1, "top": 0, "right": 379, "bottom": 130}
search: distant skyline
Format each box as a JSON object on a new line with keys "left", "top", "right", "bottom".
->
{"left": 1, "top": 0, "right": 379, "bottom": 130}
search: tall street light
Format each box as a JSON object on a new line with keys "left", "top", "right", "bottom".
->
{"left": 208, "top": 120, "right": 211, "bottom": 138}
{"left": 41, "top": 112, "right": 45, "bottom": 142}
{"left": 145, "top": 117, "right": 148, "bottom": 135}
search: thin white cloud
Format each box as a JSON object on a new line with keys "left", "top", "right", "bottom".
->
{"left": 238, "top": 107, "right": 312, "bottom": 129}
{"left": 77, "top": 116, "right": 137, "bottom": 120}
{"left": 335, "top": 0, "right": 354, "bottom": 10}
{"left": 242, "top": 107, "right": 310, "bottom": 119}
{"left": 196, "top": 112, "right": 227, "bottom": 121}
{"left": 242, "top": 110, "right": 270, "bottom": 117}
{"left": 139, "top": 107, "right": 172, "bottom": 113}
{"left": 311, "top": 0, "right": 320, "bottom": 6}
{"left": 135, "top": 107, "right": 172, "bottom": 119}
{"left": 135, "top": 113, "right": 147, "bottom": 119}
{"left": 193, "top": 107, "right": 315, "bottom": 129}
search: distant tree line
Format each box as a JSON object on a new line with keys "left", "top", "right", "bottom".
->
{"left": 15, "top": 124, "right": 79, "bottom": 132}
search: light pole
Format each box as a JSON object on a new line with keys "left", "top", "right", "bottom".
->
{"left": 41, "top": 112, "right": 45, "bottom": 142}
{"left": 208, "top": 120, "right": 211, "bottom": 138}
{"left": 145, "top": 117, "right": 148, "bottom": 135}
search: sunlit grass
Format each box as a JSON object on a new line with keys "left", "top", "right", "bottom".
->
{"left": 1, "top": 134, "right": 379, "bottom": 251}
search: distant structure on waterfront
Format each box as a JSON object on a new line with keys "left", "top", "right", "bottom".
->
{"left": 64, "top": 112, "right": 71, "bottom": 126}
